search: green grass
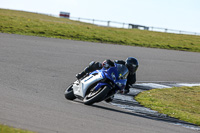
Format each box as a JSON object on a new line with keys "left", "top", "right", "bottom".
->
{"left": 0, "top": 124, "right": 35, "bottom": 133}
{"left": 135, "top": 86, "right": 200, "bottom": 126}
{"left": 1, "top": 8, "right": 200, "bottom": 52}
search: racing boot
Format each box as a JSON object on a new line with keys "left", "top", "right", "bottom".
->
{"left": 105, "top": 95, "right": 114, "bottom": 103}
{"left": 123, "top": 89, "right": 130, "bottom": 94}
{"left": 76, "top": 71, "right": 86, "bottom": 80}
{"left": 124, "top": 85, "right": 130, "bottom": 94}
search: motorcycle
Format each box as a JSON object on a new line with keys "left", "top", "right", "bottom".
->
{"left": 64, "top": 63, "right": 129, "bottom": 105}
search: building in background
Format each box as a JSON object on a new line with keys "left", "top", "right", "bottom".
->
{"left": 59, "top": 12, "right": 70, "bottom": 19}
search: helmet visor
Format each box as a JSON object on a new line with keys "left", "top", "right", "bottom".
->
{"left": 127, "top": 64, "right": 138, "bottom": 73}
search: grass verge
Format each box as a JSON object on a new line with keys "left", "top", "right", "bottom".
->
{"left": 0, "top": 124, "right": 35, "bottom": 133}
{"left": 1, "top": 8, "right": 200, "bottom": 52}
{"left": 135, "top": 86, "right": 200, "bottom": 126}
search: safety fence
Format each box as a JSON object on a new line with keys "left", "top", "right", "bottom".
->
{"left": 70, "top": 17, "right": 200, "bottom": 36}
{"left": 31, "top": 11, "right": 200, "bottom": 36}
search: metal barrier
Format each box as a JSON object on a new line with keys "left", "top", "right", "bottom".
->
{"left": 69, "top": 17, "right": 200, "bottom": 36}
{"left": 34, "top": 11, "right": 200, "bottom": 36}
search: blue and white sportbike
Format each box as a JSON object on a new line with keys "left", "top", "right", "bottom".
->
{"left": 64, "top": 63, "right": 129, "bottom": 105}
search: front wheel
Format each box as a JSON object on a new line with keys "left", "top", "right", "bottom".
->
{"left": 64, "top": 84, "right": 76, "bottom": 100}
{"left": 83, "top": 86, "right": 110, "bottom": 105}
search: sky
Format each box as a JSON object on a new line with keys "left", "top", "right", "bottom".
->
{"left": 1, "top": 0, "right": 200, "bottom": 33}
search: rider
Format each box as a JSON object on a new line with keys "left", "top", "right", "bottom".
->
{"left": 76, "top": 57, "right": 139, "bottom": 94}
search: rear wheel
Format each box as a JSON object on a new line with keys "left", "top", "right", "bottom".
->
{"left": 83, "top": 86, "right": 110, "bottom": 105}
{"left": 65, "top": 84, "right": 76, "bottom": 100}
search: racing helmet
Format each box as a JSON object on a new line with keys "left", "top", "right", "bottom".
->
{"left": 125, "top": 57, "right": 138, "bottom": 74}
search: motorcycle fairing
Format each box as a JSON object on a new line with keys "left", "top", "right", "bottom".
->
{"left": 93, "top": 66, "right": 127, "bottom": 91}
{"left": 94, "top": 82, "right": 111, "bottom": 91}
{"left": 73, "top": 72, "right": 103, "bottom": 97}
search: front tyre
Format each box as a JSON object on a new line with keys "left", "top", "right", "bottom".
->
{"left": 83, "top": 86, "right": 110, "bottom": 105}
{"left": 65, "top": 84, "right": 76, "bottom": 100}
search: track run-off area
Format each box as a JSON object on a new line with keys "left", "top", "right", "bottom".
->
{"left": 111, "top": 82, "right": 200, "bottom": 131}
{"left": 0, "top": 33, "right": 200, "bottom": 133}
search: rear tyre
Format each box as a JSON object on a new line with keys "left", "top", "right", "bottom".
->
{"left": 65, "top": 84, "right": 76, "bottom": 100}
{"left": 83, "top": 86, "right": 110, "bottom": 105}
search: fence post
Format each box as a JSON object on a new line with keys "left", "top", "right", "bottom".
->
{"left": 107, "top": 21, "right": 110, "bottom": 27}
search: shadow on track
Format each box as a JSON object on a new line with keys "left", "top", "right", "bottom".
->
{"left": 91, "top": 104, "right": 199, "bottom": 129}
{"left": 67, "top": 94, "right": 199, "bottom": 129}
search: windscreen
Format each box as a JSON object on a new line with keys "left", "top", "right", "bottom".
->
{"left": 117, "top": 64, "right": 129, "bottom": 79}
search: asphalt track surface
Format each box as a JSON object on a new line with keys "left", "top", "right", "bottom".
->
{"left": 0, "top": 33, "right": 200, "bottom": 133}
